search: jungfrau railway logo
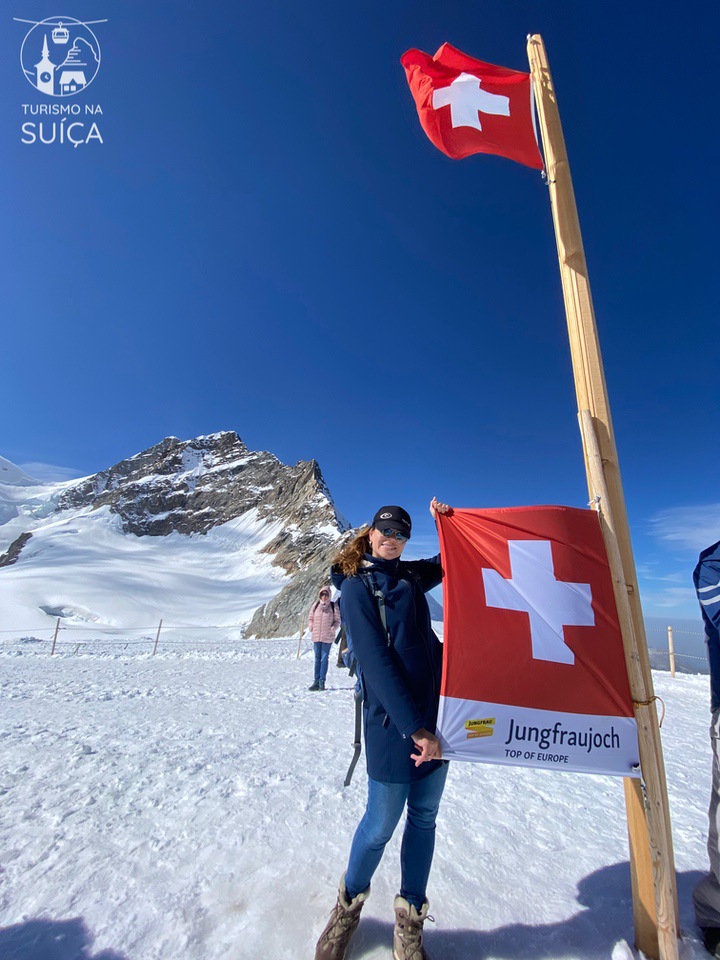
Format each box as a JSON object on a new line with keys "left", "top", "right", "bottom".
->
{"left": 16, "top": 16, "right": 105, "bottom": 97}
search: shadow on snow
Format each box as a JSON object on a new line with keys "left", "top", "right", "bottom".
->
{"left": 0, "top": 916, "right": 128, "bottom": 960}
{"left": 348, "top": 864, "right": 705, "bottom": 960}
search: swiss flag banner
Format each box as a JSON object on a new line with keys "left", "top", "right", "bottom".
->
{"left": 436, "top": 506, "right": 640, "bottom": 777}
{"left": 401, "top": 43, "right": 544, "bottom": 170}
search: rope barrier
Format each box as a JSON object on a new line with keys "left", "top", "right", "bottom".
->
{"left": 0, "top": 625, "right": 709, "bottom": 672}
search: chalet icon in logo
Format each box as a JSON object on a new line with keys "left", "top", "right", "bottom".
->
{"left": 18, "top": 16, "right": 105, "bottom": 97}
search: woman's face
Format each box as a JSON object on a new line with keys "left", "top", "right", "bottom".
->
{"left": 368, "top": 526, "right": 408, "bottom": 561}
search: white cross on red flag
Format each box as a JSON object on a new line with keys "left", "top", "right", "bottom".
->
{"left": 401, "top": 43, "right": 544, "bottom": 170}
{"left": 436, "top": 506, "right": 640, "bottom": 777}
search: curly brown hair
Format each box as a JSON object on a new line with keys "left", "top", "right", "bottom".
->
{"left": 332, "top": 525, "right": 372, "bottom": 578}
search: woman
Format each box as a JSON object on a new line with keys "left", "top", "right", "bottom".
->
{"left": 308, "top": 586, "right": 341, "bottom": 691}
{"left": 314, "top": 498, "right": 451, "bottom": 960}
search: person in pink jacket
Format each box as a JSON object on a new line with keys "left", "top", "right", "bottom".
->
{"left": 308, "top": 586, "right": 341, "bottom": 691}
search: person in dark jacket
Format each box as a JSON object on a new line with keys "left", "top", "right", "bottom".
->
{"left": 693, "top": 539, "right": 720, "bottom": 957}
{"left": 314, "top": 499, "right": 451, "bottom": 960}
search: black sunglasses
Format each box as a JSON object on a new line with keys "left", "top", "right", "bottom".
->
{"left": 376, "top": 527, "right": 409, "bottom": 543}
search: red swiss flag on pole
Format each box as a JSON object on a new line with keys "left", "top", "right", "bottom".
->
{"left": 401, "top": 43, "right": 544, "bottom": 170}
{"left": 436, "top": 506, "right": 639, "bottom": 777}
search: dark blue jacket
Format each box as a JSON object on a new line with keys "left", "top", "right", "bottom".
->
{"left": 694, "top": 540, "right": 720, "bottom": 712}
{"left": 332, "top": 553, "right": 445, "bottom": 783}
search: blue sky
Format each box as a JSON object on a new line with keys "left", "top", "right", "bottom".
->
{"left": 2, "top": 0, "right": 718, "bottom": 627}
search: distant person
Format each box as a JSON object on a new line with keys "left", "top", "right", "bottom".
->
{"left": 693, "top": 539, "right": 720, "bottom": 957}
{"left": 308, "top": 586, "right": 341, "bottom": 691}
{"left": 314, "top": 499, "right": 451, "bottom": 960}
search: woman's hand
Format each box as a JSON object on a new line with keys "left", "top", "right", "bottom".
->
{"left": 429, "top": 497, "right": 452, "bottom": 519}
{"left": 410, "top": 727, "right": 443, "bottom": 766}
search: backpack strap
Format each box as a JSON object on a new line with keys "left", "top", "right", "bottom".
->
{"left": 359, "top": 570, "right": 392, "bottom": 647}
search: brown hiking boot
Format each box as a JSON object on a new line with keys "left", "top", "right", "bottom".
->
{"left": 393, "top": 896, "right": 433, "bottom": 960}
{"left": 314, "top": 875, "right": 370, "bottom": 960}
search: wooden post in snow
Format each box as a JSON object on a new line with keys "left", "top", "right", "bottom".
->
{"left": 667, "top": 626, "right": 676, "bottom": 678}
{"left": 527, "top": 34, "right": 679, "bottom": 960}
{"left": 296, "top": 615, "right": 306, "bottom": 658}
{"left": 50, "top": 617, "right": 60, "bottom": 655}
{"left": 152, "top": 619, "right": 163, "bottom": 656}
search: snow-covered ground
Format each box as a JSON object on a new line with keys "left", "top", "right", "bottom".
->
{"left": 0, "top": 642, "right": 712, "bottom": 960}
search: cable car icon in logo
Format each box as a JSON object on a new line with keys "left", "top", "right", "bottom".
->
{"left": 52, "top": 22, "right": 70, "bottom": 44}
{"left": 16, "top": 16, "right": 106, "bottom": 97}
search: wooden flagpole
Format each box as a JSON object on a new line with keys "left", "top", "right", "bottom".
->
{"left": 526, "top": 34, "right": 679, "bottom": 960}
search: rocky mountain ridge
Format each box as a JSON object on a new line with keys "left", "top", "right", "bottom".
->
{"left": 56, "top": 431, "right": 346, "bottom": 575}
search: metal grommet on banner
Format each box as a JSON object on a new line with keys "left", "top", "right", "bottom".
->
{"left": 633, "top": 695, "right": 666, "bottom": 728}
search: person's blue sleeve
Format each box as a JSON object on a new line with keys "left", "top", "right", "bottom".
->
{"left": 341, "top": 577, "right": 427, "bottom": 738}
{"left": 403, "top": 554, "right": 443, "bottom": 592}
{"left": 694, "top": 541, "right": 720, "bottom": 637}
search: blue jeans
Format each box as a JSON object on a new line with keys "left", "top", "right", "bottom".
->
{"left": 313, "top": 642, "right": 332, "bottom": 682}
{"left": 345, "top": 762, "right": 449, "bottom": 910}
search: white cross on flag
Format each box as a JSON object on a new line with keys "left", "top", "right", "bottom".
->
{"left": 401, "top": 43, "right": 543, "bottom": 170}
{"left": 436, "top": 506, "right": 640, "bottom": 777}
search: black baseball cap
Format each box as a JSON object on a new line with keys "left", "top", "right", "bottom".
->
{"left": 371, "top": 506, "right": 412, "bottom": 538}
